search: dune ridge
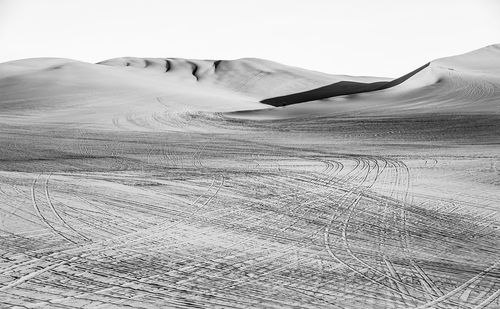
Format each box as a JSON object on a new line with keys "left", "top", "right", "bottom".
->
{"left": 231, "top": 44, "right": 500, "bottom": 119}
{"left": 98, "top": 57, "right": 386, "bottom": 99}
{"left": 261, "top": 63, "right": 430, "bottom": 106}
{"left": 0, "top": 44, "right": 499, "bottom": 128}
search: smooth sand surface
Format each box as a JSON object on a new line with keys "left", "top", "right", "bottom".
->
{"left": 0, "top": 46, "right": 498, "bottom": 308}
{"left": 232, "top": 44, "right": 500, "bottom": 119}
{"left": 100, "top": 57, "right": 386, "bottom": 99}
{"left": 0, "top": 58, "right": 266, "bottom": 129}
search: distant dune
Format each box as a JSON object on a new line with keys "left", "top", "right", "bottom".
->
{"left": 0, "top": 58, "right": 265, "bottom": 128}
{"left": 232, "top": 44, "right": 500, "bottom": 119}
{"left": 0, "top": 44, "right": 499, "bottom": 128}
{"left": 99, "top": 57, "right": 385, "bottom": 99}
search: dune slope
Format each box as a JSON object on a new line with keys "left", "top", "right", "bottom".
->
{"left": 0, "top": 56, "right": 392, "bottom": 129}
{"left": 99, "top": 56, "right": 386, "bottom": 99}
{"left": 0, "top": 58, "right": 267, "bottom": 129}
{"left": 234, "top": 44, "right": 500, "bottom": 119}
{"left": 261, "top": 63, "right": 430, "bottom": 106}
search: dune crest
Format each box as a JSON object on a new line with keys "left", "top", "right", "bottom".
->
{"left": 0, "top": 58, "right": 265, "bottom": 129}
{"left": 1, "top": 44, "right": 499, "bottom": 127}
{"left": 231, "top": 44, "right": 500, "bottom": 119}
{"left": 98, "top": 56, "right": 386, "bottom": 99}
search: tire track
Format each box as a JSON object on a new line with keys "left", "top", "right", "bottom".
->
{"left": 31, "top": 174, "right": 76, "bottom": 244}
{"left": 44, "top": 174, "right": 91, "bottom": 242}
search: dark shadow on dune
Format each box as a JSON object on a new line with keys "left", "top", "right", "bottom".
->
{"left": 189, "top": 61, "right": 199, "bottom": 81}
{"left": 261, "top": 63, "right": 430, "bottom": 107}
{"left": 164, "top": 59, "right": 171, "bottom": 73}
{"left": 213, "top": 60, "right": 222, "bottom": 72}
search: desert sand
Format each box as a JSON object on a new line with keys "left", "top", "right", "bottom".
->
{"left": 0, "top": 45, "right": 498, "bottom": 308}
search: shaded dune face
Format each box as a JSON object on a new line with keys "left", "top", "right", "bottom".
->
{"left": 259, "top": 45, "right": 500, "bottom": 109}
{"left": 98, "top": 57, "right": 216, "bottom": 82}
{"left": 261, "top": 63, "right": 430, "bottom": 106}
{"left": 230, "top": 44, "right": 500, "bottom": 119}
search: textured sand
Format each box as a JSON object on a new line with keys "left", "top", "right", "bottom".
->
{"left": 0, "top": 46, "right": 498, "bottom": 308}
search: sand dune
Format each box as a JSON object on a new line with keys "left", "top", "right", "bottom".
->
{"left": 0, "top": 58, "right": 266, "bottom": 128}
{"left": 0, "top": 56, "right": 389, "bottom": 129}
{"left": 99, "top": 56, "right": 387, "bottom": 99}
{"left": 261, "top": 63, "right": 430, "bottom": 106}
{"left": 4, "top": 45, "right": 497, "bottom": 126}
{"left": 0, "top": 46, "right": 499, "bottom": 308}
{"left": 233, "top": 44, "right": 500, "bottom": 119}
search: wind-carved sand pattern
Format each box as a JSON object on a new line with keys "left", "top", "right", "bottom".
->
{"left": 0, "top": 45, "right": 499, "bottom": 308}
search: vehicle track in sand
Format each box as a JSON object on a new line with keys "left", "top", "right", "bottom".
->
{"left": 0, "top": 111, "right": 499, "bottom": 308}
{"left": 31, "top": 174, "right": 77, "bottom": 244}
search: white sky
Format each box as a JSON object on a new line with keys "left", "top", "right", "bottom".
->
{"left": 0, "top": 0, "right": 499, "bottom": 77}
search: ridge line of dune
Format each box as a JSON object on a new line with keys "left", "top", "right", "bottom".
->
{"left": 260, "top": 63, "right": 430, "bottom": 107}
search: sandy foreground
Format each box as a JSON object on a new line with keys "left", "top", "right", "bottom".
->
{"left": 0, "top": 46, "right": 499, "bottom": 308}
